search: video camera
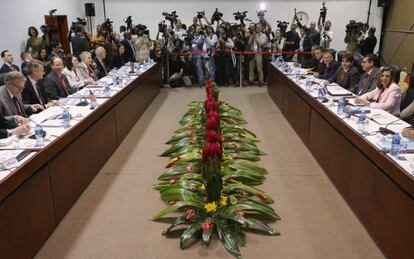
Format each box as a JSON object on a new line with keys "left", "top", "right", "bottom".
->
{"left": 233, "top": 11, "right": 248, "bottom": 26}
{"left": 70, "top": 18, "right": 87, "bottom": 31}
{"left": 162, "top": 11, "right": 179, "bottom": 27}
{"left": 211, "top": 8, "right": 223, "bottom": 25}
{"left": 276, "top": 21, "right": 289, "bottom": 35}
{"left": 197, "top": 11, "right": 205, "bottom": 19}
{"left": 158, "top": 21, "right": 167, "bottom": 33}
{"left": 257, "top": 10, "right": 267, "bottom": 18}
{"left": 320, "top": 2, "right": 327, "bottom": 23}
{"left": 123, "top": 16, "right": 133, "bottom": 30}
{"left": 345, "top": 20, "right": 359, "bottom": 33}
{"left": 136, "top": 24, "right": 150, "bottom": 36}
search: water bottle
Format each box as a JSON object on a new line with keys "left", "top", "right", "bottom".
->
{"left": 34, "top": 124, "right": 44, "bottom": 147}
{"left": 89, "top": 90, "right": 97, "bottom": 109}
{"left": 104, "top": 84, "right": 111, "bottom": 97}
{"left": 295, "top": 70, "right": 301, "bottom": 81}
{"left": 112, "top": 75, "right": 118, "bottom": 87}
{"left": 357, "top": 111, "right": 366, "bottom": 134}
{"left": 390, "top": 133, "right": 401, "bottom": 156}
{"left": 337, "top": 97, "right": 346, "bottom": 115}
{"left": 305, "top": 77, "right": 313, "bottom": 92}
{"left": 62, "top": 109, "right": 70, "bottom": 129}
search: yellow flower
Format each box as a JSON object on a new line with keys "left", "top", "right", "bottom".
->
{"left": 204, "top": 202, "right": 217, "bottom": 213}
{"left": 199, "top": 184, "right": 205, "bottom": 191}
{"left": 220, "top": 195, "right": 228, "bottom": 207}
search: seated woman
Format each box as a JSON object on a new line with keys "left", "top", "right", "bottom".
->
{"left": 112, "top": 44, "right": 126, "bottom": 69}
{"left": 355, "top": 66, "right": 402, "bottom": 116}
{"left": 62, "top": 54, "right": 89, "bottom": 91}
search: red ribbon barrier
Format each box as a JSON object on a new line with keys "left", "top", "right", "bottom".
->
{"left": 168, "top": 49, "right": 312, "bottom": 56}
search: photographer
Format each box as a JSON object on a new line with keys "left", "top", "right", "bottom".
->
{"left": 308, "top": 22, "right": 321, "bottom": 46}
{"left": 318, "top": 20, "right": 333, "bottom": 49}
{"left": 215, "top": 30, "right": 234, "bottom": 86}
{"left": 190, "top": 25, "right": 206, "bottom": 87}
{"left": 173, "top": 19, "right": 187, "bottom": 41}
{"left": 71, "top": 24, "right": 90, "bottom": 58}
{"left": 297, "top": 26, "right": 314, "bottom": 68}
{"left": 247, "top": 23, "right": 268, "bottom": 87}
{"left": 344, "top": 21, "right": 362, "bottom": 54}
{"left": 202, "top": 25, "right": 218, "bottom": 83}
{"left": 360, "top": 27, "right": 377, "bottom": 55}
{"left": 230, "top": 24, "right": 246, "bottom": 86}
{"left": 283, "top": 23, "right": 300, "bottom": 62}
{"left": 40, "top": 24, "right": 59, "bottom": 54}
{"left": 271, "top": 29, "right": 285, "bottom": 60}
{"left": 132, "top": 25, "right": 152, "bottom": 63}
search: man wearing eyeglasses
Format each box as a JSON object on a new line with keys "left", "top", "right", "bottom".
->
{"left": 0, "top": 71, "right": 44, "bottom": 118}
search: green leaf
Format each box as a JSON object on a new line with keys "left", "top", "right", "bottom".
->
{"left": 216, "top": 222, "right": 242, "bottom": 259}
{"left": 223, "top": 183, "right": 274, "bottom": 203}
{"left": 152, "top": 201, "right": 202, "bottom": 220}
{"left": 180, "top": 222, "right": 202, "bottom": 249}
{"left": 202, "top": 226, "right": 214, "bottom": 246}
{"left": 162, "top": 215, "right": 187, "bottom": 235}
{"left": 160, "top": 187, "right": 203, "bottom": 203}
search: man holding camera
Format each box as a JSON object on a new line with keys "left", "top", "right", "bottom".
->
{"left": 318, "top": 20, "right": 333, "bottom": 49}
{"left": 344, "top": 21, "right": 362, "bottom": 54}
{"left": 247, "top": 23, "right": 268, "bottom": 87}
{"left": 202, "top": 26, "right": 218, "bottom": 83}
{"left": 283, "top": 23, "right": 300, "bottom": 62}
{"left": 132, "top": 25, "right": 152, "bottom": 63}
{"left": 173, "top": 19, "right": 187, "bottom": 41}
{"left": 191, "top": 25, "right": 206, "bottom": 87}
{"left": 71, "top": 25, "right": 90, "bottom": 59}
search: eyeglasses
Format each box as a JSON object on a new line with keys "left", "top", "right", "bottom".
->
{"left": 11, "top": 82, "right": 25, "bottom": 90}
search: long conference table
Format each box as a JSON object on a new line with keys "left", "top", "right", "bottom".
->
{"left": 268, "top": 63, "right": 414, "bottom": 258}
{"left": 0, "top": 63, "right": 160, "bottom": 258}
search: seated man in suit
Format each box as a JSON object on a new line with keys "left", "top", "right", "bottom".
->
{"left": 0, "top": 50, "right": 20, "bottom": 73}
{"left": 314, "top": 51, "right": 340, "bottom": 80}
{"left": 22, "top": 60, "right": 58, "bottom": 108}
{"left": 42, "top": 57, "right": 76, "bottom": 102}
{"left": 77, "top": 51, "right": 98, "bottom": 82}
{"left": 353, "top": 54, "right": 380, "bottom": 95}
{"left": 0, "top": 113, "right": 30, "bottom": 139}
{"left": 312, "top": 46, "right": 325, "bottom": 72}
{"left": 324, "top": 53, "right": 361, "bottom": 91}
{"left": 0, "top": 71, "right": 44, "bottom": 117}
{"left": 93, "top": 46, "right": 109, "bottom": 79}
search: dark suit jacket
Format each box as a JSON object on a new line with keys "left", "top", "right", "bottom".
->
{"left": 309, "top": 30, "right": 321, "bottom": 46}
{"left": 354, "top": 68, "right": 380, "bottom": 95}
{"left": 93, "top": 57, "right": 108, "bottom": 79}
{"left": 0, "top": 63, "right": 20, "bottom": 73}
{"left": 42, "top": 72, "right": 75, "bottom": 102}
{"left": 0, "top": 114, "right": 17, "bottom": 139}
{"left": 71, "top": 34, "right": 90, "bottom": 58}
{"left": 122, "top": 39, "right": 135, "bottom": 63}
{"left": 112, "top": 54, "right": 126, "bottom": 69}
{"left": 328, "top": 66, "right": 361, "bottom": 91}
{"left": 0, "top": 86, "right": 32, "bottom": 117}
{"left": 318, "top": 61, "right": 340, "bottom": 80}
{"left": 22, "top": 78, "right": 46, "bottom": 105}
{"left": 299, "top": 35, "right": 314, "bottom": 68}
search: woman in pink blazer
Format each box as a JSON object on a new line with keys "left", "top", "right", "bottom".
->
{"left": 355, "top": 67, "right": 401, "bottom": 116}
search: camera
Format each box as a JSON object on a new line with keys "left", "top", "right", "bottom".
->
{"left": 257, "top": 10, "right": 267, "bottom": 18}
{"left": 233, "top": 11, "right": 247, "bottom": 21}
{"left": 197, "top": 11, "right": 205, "bottom": 19}
{"left": 158, "top": 21, "right": 167, "bottom": 33}
{"left": 123, "top": 16, "right": 133, "bottom": 30}
{"left": 136, "top": 24, "right": 150, "bottom": 36}
{"left": 211, "top": 8, "right": 223, "bottom": 25}
{"left": 276, "top": 21, "right": 289, "bottom": 35}
{"left": 345, "top": 20, "right": 359, "bottom": 33}
{"left": 162, "top": 11, "right": 179, "bottom": 26}
{"left": 320, "top": 2, "right": 327, "bottom": 22}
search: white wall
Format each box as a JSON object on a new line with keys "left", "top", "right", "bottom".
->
{"left": 82, "top": 0, "right": 384, "bottom": 52}
{"left": 0, "top": 0, "right": 384, "bottom": 66}
{"left": 0, "top": 0, "right": 84, "bottom": 66}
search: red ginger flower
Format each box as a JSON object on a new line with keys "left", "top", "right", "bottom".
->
{"left": 202, "top": 142, "right": 222, "bottom": 161}
{"left": 206, "top": 130, "right": 222, "bottom": 144}
{"left": 206, "top": 116, "right": 219, "bottom": 131}
{"left": 202, "top": 220, "right": 214, "bottom": 231}
{"left": 184, "top": 208, "right": 196, "bottom": 220}
{"left": 208, "top": 110, "right": 220, "bottom": 123}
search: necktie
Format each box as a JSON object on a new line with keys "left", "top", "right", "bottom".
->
{"left": 358, "top": 73, "right": 370, "bottom": 95}
{"left": 12, "top": 96, "right": 24, "bottom": 115}
{"left": 339, "top": 71, "right": 345, "bottom": 84}
{"left": 59, "top": 75, "right": 69, "bottom": 96}
{"left": 9, "top": 65, "right": 16, "bottom": 71}
{"left": 87, "top": 66, "right": 94, "bottom": 79}
{"left": 34, "top": 82, "right": 44, "bottom": 104}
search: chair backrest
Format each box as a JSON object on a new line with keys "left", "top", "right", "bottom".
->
{"left": 327, "top": 49, "right": 337, "bottom": 61}
{"left": 389, "top": 64, "right": 401, "bottom": 83}
{"left": 353, "top": 53, "right": 364, "bottom": 73}
{"left": 0, "top": 73, "right": 5, "bottom": 86}
{"left": 336, "top": 50, "right": 348, "bottom": 62}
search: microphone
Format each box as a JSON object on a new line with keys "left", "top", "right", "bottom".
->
{"left": 66, "top": 92, "right": 89, "bottom": 106}
{"left": 378, "top": 118, "right": 401, "bottom": 136}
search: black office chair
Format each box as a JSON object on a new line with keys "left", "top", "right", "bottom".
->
{"left": 389, "top": 64, "right": 401, "bottom": 83}
{"left": 327, "top": 49, "right": 337, "bottom": 60}
{"left": 0, "top": 73, "right": 5, "bottom": 86}
{"left": 353, "top": 53, "right": 364, "bottom": 73}
{"left": 336, "top": 50, "right": 348, "bottom": 62}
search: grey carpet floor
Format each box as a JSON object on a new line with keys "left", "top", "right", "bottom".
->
{"left": 35, "top": 87, "right": 384, "bottom": 259}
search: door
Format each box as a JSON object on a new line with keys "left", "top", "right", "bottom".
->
{"left": 44, "top": 15, "right": 70, "bottom": 54}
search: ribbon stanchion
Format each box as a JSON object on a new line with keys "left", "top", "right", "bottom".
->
{"left": 167, "top": 49, "right": 312, "bottom": 56}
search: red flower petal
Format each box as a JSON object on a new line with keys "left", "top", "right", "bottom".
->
{"left": 169, "top": 177, "right": 177, "bottom": 184}
{"left": 165, "top": 162, "right": 176, "bottom": 168}
{"left": 255, "top": 193, "right": 268, "bottom": 202}
{"left": 202, "top": 221, "right": 214, "bottom": 231}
